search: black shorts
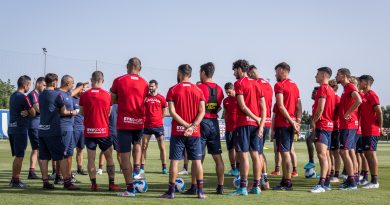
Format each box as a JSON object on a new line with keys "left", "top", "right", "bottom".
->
{"left": 28, "top": 128, "right": 39, "bottom": 150}
{"left": 200, "top": 118, "right": 222, "bottom": 155}
{"left": 39, "top": 136, "right": 67, "bottom": 161}
{"left": 330, "top": 130, "right": 340, "bottom": 151}
{"left": 111, "top": 134, "right": 119, "bottom": 151}
{"left": 362, "top": 136, "right": 378, "bottom": 151}
{"left": 9, "top": 133, "right": 28, "bottom": 157}
{"left": 169, "top": 136, "right": 202, "bottom": 160}
{"left": 355, "top": 134, "right": 363, "bottom": 153}
{"left": 235, "top": 126, "right": 260, "bottom": 153}
{"left": 117, "top": 130, "right": 144, "bottom": 153}
{"left": 274, "top": 126, "right": 294, "bottom": 152}
{"left": 85, "top": 137, "right": 112, "bottom": 152}
{"left": 225, "top": 131, "right": 237, "bottom": 151}
{"left": 144, "top": 127, "right": 164, "bottom": 138}
{"left": 73, "top": 130, "right": 85, "bottom": 149}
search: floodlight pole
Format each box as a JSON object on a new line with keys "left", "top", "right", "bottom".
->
{"left": 42, "top": 48, "right": 47, "bottom": 75}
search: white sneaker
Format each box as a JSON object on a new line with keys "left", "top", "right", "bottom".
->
{"left": 133, "top": 172, "right": 145, "bottom": 180}
{"left": 360, "top": 179, "right": 369, "bottom": 186}
{"left": 362, "top": 183, "right": 379, "bottom": 189}
{"left": 359, "top": 175, "right": 363, "bottom": 181}
{"left": 310, "top": 185, "right": 326, "bottom": 193}
{"left": 330, "top": 177, "right": 339, "bottom": 183}
{"left": 97, "top": 168, "right": 103, "bottom": 175}
{"left": 178, "top": 169, "right": 188, "bottom": 175}
{"left": 117, "top": 191, "right": 136, "bottom": 197}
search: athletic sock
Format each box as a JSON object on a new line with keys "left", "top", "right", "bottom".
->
{"left": 99, "top": 164, "right": 103, "bottom": 169}
{"left": 363, "top": 171, "right": 369, "bottom": 181}
{"left": 318, "top": 178, "right": 326, "bottom": 186}
{"left": 168, "top": 182, "right": 175, "bottom": 194}
{"left": 263, "top": 173, "right": 269, "bottom": 182}
{"left": 109, "top": 178, "right": 115, "bottom": 185}
{"left": 292, "top": 167, "right": 297, "bottom": 173}
{"left": 240, "top": 178, "right": 248, "bottom": 188}
{"left": 183, "top": 164, "right": 188, "bottom": 171}
{"left": 231, "top": 163, "right": 236, "bottom": 170}
{"left": 335, "top": 171, "right": 340, "bottom": 178}
{"left": 126, "top": 183, "right": 134, "bottom": 193}
{"left": 325, "top": 175, "right": 331, "bottom": 186}
{"left": 275, "top": 166, "right": 280, "bottom": 172}
{"left": 330, "top": 170, "right": 335, "bottom": 177}
{"left": 197, "top": 180, "right": 204, "bottom": 192}
{"left": 253, "top": 180, "right": 260, "bottom": 187}
{"left": 140, "top": 164, "right": 145, "bottom": 170}
{"left": 134, "top": 164, "right": 140, "bottom": 174}
{"left": 162, "top": 164, "right": 167, "bottom": 169}
{"left": 236, "top": 163, "right": 240, "bottom": 170}
{"left": 371, "top": 175, "right": 378, "bottom": 184}
{"left": 90, "top": 178, "right": 97, "bottom": 185}
{"left": 284, "top": 179, "right": 292, "bottom": 187}
{"left": 29, "top": 168, "right": 35, "bottom": 174}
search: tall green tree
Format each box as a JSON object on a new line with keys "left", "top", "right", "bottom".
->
{"left": 0, "top": 79, "right": 15, "bottom": 109}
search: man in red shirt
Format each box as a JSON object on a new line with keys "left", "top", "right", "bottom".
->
{"left": 329, "top": 80, "right": 342, "bottom": 182}
{"left": 358, "top": 75, "right": 385, "bottom": 189}
{"left": 335, "top": 68, "right": 362, "bottom": 190}
{"left": 195, "top": 62, "right": 225, "bottom": 194}
{"left": 111, "top": 57, "right": 149, "bottom": 197}
{"left": 228, "top": 59, "right": 266, "bottom": 196}
{"left": 272, "top": 62, "right": 302, "bottom": 191}
{"left": 248, "top": 65, "right": 272, "bottom": 190}
{"left": 160, "top": 64, "right": 206, "bottom": 199}
{"left": 80, "top": 71, "right": 120, "bottom": 192}
{"left": 222, "top": 82, "right": 239, "bottom": 177}
{"left": 141, "top": 79, "right": 168, "bottom": 174}
{"left": 310, "top": 67, "right": 335, "bottom": 193}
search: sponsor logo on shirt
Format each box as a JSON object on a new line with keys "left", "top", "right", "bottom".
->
{"left": 38, "top": 125, "right": 51, "bottom": 130}
{"left": 9, "top": 122, "right": 17, "bottom": 127}
{"left": 146, "top": 98, "right": 161, "bottom": 104}
{"left": 130, "top": 76, "right": 139, "bottom": 80}
{"left": 124, "top": 117, "right": 143, "bottom": 125}
{"left": 176, "top": 125, "right": 198, "bottom": 133}
{"left": 87, "top": 128, "right": 107, "bottom": 134}
{"left": 91, "top": 90, "right": 100, "bottom": 93}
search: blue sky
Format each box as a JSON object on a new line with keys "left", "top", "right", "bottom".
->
{"left": 1, "top": 0, "right": 389, "bottom": 111}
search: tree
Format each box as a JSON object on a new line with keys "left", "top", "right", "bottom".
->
{"left": 0, "top": 79, "right": 15, "bottom": 109}
{"left": 382, "top": 106, "right": 390, "bottom": 128}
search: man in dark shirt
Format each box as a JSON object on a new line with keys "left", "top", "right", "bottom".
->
{"left": 73, "top": 82, "right": 87, "bottom": 175}
{"left": 8, "top": 75, "right": 36, "bottom": 188}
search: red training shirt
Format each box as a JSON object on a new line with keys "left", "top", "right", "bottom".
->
{"left": 166, "top": 82, "right": 205, "bottom": 137}
{"left": 223, "top": 96, "right": 237, "bottom": 132}
{"left": 234, "top": 77, "right": 264, "bottom": 128}
{"left": 110, "top": 74, "right": 148, "bottom": 130}
{"left": 273, "top": 79, "right": 300, "bottom": 128}
{"left": 360, "top": 90, "right": 381, "bottom": 136}
{"left": 338, "top": 83, "right": 359, "bottom": 129}
{"left": 144, "top": 93, "right": 167, "bottom": 128}
{"left": 80, "top": 88, "right": 111, "bottom": 138}
{"left": 256, "top": 78, "right": 273, "bottom": 128}
{"left": 312, "top": 84, "right": 335, "bottom": 131}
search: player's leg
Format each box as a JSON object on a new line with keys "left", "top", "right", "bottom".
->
{"left": 101, "top": 137, "right": 120, "bottom": 191}
{"left": 10, "top": 134, "right": 28, "bottom": 188}
{"left": 85, "top": 138, "right": 98, "bottom": 191}
{"left": 362, "top": 136, "right": 379, "bottom": 189}
{"left": 28, "top": 129, "right": 40, "bottom": 179}
{"left": 75, "top": 130, "right": 86, "bottom": 175}
{"left": 132, "top": 130, "right": 144, "bottom": 179}
{"left": 249, "top": 126, "right": 262, "bottom": 194}
{"left": 360, "top": 152, "right": 369, "bottom": 185}
{"left": 157, "top": 134, "right": 167, "bottom": 174}
{"left": 311, "top": 130, "right": 329, "bottom": 193}
{"left": 261, "top": 127, "right": 269, "bottom": 188}
{"left": 98, "top": 151, "right": 105, "bottom": 175}
{"left": 38, "top": 137, "right": 54, "bottom": 189}
{"left": 290, "top": 145, "right": 298, "bottom": 177}
{"left": 304, "top": 130, "right": 316, "bottom": 169}
{"left": 190, "top": 137, "right": 206, "bottom": 199}
{"left": 339, "top": 129, "right": 357, "bottom": 189}
{"left": 117, "top": 130, "right": 135, "bottom": 197}
{"left": 212, "top": 153, "right": 225, "bottom": 194}
{"left": 271, "top": 139, "right": 281, "bottom": 175}
{"left": 225, "top": 131, "right": 237, "bottom": 175}
{"left": 273, "top": 127, "right": 293, "bottom": 190}
{"left": 141, "top": 134, "right": 152, "bottom": 172}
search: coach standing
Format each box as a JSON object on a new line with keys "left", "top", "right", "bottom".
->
{"left": 8, "top": 75, "right": 36, "bottom": 188}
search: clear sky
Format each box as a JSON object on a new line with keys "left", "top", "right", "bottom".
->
{"left": 1, "top": 0, "right": 389, "bottom": 111}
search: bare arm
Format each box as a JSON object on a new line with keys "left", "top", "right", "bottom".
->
{"left": 27, "top": 107, "right": 36, "bottom": 117}
{"left": 60, "top": 105, "right": 75, "bottom": 116}
{"left": 374, "top": 105, "right": 385, "bottom": 136}
{"left": 192, "top": 101, "right": 206, "bottom": 127}
{"left": 344, "top": 91, "right": 362, "bottom": 119}
{"left": 295, "top": 98, "right": 303, "bottom": 123}
{"left": 259, "top": 97, "right": 266, "bottom": 128}
{"left": 71, "top": 82, "right": 89, "bottom": 97}
{"left": 111, "top": 93, "right": 118, "bottom": 104}
{"left": 312, "top": 98, "right": 326, "bottom": 123}
{"left": 162, "top": 107, "right": 168, "bottom": 117}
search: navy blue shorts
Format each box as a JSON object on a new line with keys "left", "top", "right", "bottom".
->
{"left": 225, "top": 131, "right": 237, "bottom": 151}
{"left": 355, "top": 134, "right": 363, "bottom": 153}
{"left": 330, "top": 130, "right": 340, "bottom": 151}
{"left": 28, "top": 129, "right": 39, "bottom": 150}
{"left": 9, "top": 134, "right": 28, "bottom": 157}
{"left": 235, "top": 126, "right": 260, "bottom": 153}
{"left": 362, "top": 136, "right": 378, "bottom": 151}
{"left": 339, "top": 129, "right": 357, "bottom": 150}
{"left": 200, "top": 118, "right": 222, "bottom": 155}
{"left": 117, "top": 130, "right": 144, "bottom": 153}
{"left": 144, "top": 126, "right": 164, "bottom": 138}
{"left": 39, "top": 136, "right": 67, "bottom": 161}
{"left": 61, "top": 131, "right": 74, "bottom": 157}
{"left": 169, "top": 136, "right": 202, "bottom": 160}
{"left": 85, "top": 137, "right": 112, "bottom": 152}
{"left": 262, "top": 127, "right": 270, "bottom": 148}
{"left": 274, "top": 126, "right": 294, "bottom": 152}
{"left": 111, "top": 134, "right": 119, "bottom": 151}
{"left": 314, "top": 129, "right": 331, "bottom": 149}
{"left": 73, "top": 130, "right": 85, "bottom": 149}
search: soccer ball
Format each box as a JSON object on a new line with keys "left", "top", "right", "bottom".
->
{"left": 134, "top": 180, "right": 148, "bottom": 193}
{"left": 304, "top": 168, "right": 317, "bottom": 179}
{"left": 175, "top": 178, "right": 186, "bottom": 192}
{"left": 233, "top": 175, "right": 241, "bottom": 189}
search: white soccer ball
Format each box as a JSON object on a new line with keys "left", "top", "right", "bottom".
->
{"left": 175, "top": 178, "right": 186, "bottom": 192}
{"left": 233, "top": 175, "right": 241, "bottom": 189}
{"left": 304, "top": 168, "right": 317, "bottom": 179}
{"left": 134, "top": 180, "right": 148, "bottom": 193}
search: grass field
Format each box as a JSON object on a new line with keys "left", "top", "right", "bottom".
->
{"left": 0, "top": 140, "right": 389, "bottom": 205}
